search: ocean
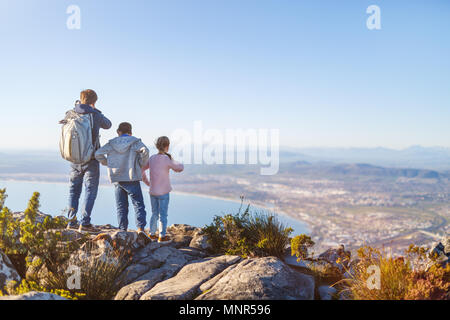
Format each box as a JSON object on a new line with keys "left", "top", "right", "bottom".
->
{"left": 0, "top": 180, "right": 309, "bottom": 235}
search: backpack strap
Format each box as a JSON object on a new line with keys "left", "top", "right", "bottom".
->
{"left": 89, "top": 113, "right": 101, "bottom": 150}
{"left": 88, "top": 112, "right": 94, "bottom": 129}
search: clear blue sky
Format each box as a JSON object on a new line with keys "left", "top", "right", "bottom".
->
{"left": 0, "top": 0, "right": 449, "bottom": 150}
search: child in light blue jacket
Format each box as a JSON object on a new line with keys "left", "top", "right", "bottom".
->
{"left": 95, "top": 122, "right": 149, "bottom": 233}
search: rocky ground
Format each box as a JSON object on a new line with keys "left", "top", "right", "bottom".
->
{"left": 0, "top": 212, "right": 448, "bottom": 300}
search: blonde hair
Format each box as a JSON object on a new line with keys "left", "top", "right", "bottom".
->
{"left": 155, "top": 136, "right": 171, "bottom": 160}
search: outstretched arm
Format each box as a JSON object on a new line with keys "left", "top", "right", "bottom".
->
{"left": 168, "top": 158, "right": 184, "bottom": 173}
{"left": 141, "top": 161, "right": 150, "bottom": 187}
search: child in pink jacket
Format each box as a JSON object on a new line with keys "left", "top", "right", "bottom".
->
{"left": 141, "top": 136, "right": 184, "bottom": 243}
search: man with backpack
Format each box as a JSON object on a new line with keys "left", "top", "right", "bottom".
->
{"left": 60, "top": 89, "right": 112, "bottom": 233}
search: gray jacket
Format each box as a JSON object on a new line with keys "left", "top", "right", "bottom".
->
{"left": 95, "top": 135, "right": 149, "bottom": 183}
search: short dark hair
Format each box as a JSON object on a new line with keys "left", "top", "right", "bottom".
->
{"left": 118, "top": 122, "right": 132, "bottom": 135}
{"left": 80, "top": 89, "right": 98, "bottom": 105}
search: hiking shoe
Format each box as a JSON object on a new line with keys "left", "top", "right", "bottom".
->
{"left": 148, "top": 234, "right": 159, "bottom": 241}
{"left": 66, "top": 222, "right": 79, "bottom": 230}
{"left": 78, "top": 224, "right": 101, "bottom": 234}
{"left": 158, "top": 235, "right": 171, "bottom": 243}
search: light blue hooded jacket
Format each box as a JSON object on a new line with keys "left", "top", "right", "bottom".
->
{"left": 95, "top": 135, "right": 149, "bottom": 183}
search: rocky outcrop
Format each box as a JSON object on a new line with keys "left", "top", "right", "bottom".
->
{"left": 196, "top": 257, "right": 315, "bottom": 300}
{"left": 199, "top": 263, "right": 240, "bottom": 293}
{"left": 318, "top": 245, "right": 351, "bottom": 272}
{"left": 4, "top": 212, "right": 447, "bottom": 301}
{"left": 124, "top": 245, "right": 193, "bottom": 283}
{"left": 0, "top": 250, "right": 21, "bottom": 290}
{"left": 431, "top": 237, "right": 450, "bottom": 267}
{"left": 443, "top": 236, "right": 450, "bottom": 254}
{"left": 6, "top": 220, "right": 373, "bottom": 301}
{"left": 166, "top": 224, "right": 199, "bottom": 248}
{"left": 140, "top": 255, "right": 241, "bottom": 300}
{"left": 0, "top": 291, "right": 67, "bottom": 300}
{"left": 190, "top": 233, "right": 212, "bottom": 251}
{"left": 115, "top": 226, "right": 317, "bottom": 301}
{"left": 115, "top": 244, "right": 201, "bottom": 299}
{"left": 114, "top": 280, "right": 157, "bottom": 300}
{"left": 12, "top": 211, "right": 55, "bottom": 224}
{"left": 69, "top": 228, "right": 151, "bottom": 267}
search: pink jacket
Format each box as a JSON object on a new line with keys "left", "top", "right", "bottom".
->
{"left": 141, "top": 153, "right": 184, "bottom": 196}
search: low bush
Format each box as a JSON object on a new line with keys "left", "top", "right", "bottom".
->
{"left": 335, "top": 245, "right": 450, "bottom": 300}
{"left": 0, "top": 189, "right": 86, "bottom": 277}
{"left": 203, "top": 201, "right": 293, "bottom": 258}
{"left": 290, "top": 234, "right": 315, "bottom": 260}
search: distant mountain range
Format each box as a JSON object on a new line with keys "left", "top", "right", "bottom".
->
{"left": 279, "top": 146, "right": 450, "bottom": 171}
{"left": 280, "top": 162, "right": 446, "bottom": 180}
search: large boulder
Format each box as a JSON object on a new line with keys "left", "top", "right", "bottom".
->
{"left": 0, "top": 250, "right": 21, "bottom": 290}
{"left": 140, "top": 255, "right": 241, "bottom": 300}
{"left": 199, "top": 263, "right": 240, "bottom": 293}
{"left": 443, "top": 236, "right": 450, "bottom": 255}
{"left": 196, "top": 257, "right": 315, "bottom": 300}
{"left": 68, "top": 228, "right": 149, "bottom": 269}
{"left": 120, "top": 245, "right": 173, "bottom": 285}
{"left": 167, "top": 224, "right": 200, "bottom": 237}
{"left": 115, "top": 246, "right": 196, "bottom": 300}
{"left": 318, "top": 245, "right": 351, "bottom": 272}
{"left": 103, "top": 229, "right": 150, "bottom": 251}
{"left": 134, "top": 247, "right": 192, "bottom": 283}
{"left": 166, "top": 224, "right": 203, "bottom": 249}
{"left": 430, "top": 238, "right": 450, "bottom": 267}
{"left": 114, "top": 280, "right": 157, "bottom": 300}
{"left": 0, "top": 291, "right": 67, "bottom": 300}
{"left": 189, "top": 233, "right": 211, "bottom": 251}
{"left": 12, "top": 211, "right": 55, "bottom": 224}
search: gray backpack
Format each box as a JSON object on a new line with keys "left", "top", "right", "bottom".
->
{"left": 59, "top": 110, "right": 95, "bottom": 165}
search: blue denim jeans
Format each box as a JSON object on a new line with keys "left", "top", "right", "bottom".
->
{"left": 150, "top": 193, "right": 170, "bottom": 236}
{"left": 67, "top": 159, "right": 100, "bottom": 227}
{"left": 114, "top": 181, "right": 147, "bottom": 231}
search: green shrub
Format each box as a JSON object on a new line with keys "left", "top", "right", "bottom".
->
{"left": 0, "top": 189, "right": 88, "bottom": 292}
{"left": 0, "top": 189, "right": 133, "bottom": 300}
{"left": 0, "top": 188, "right": 21, "bottom": 254}
{"left": 0, "top": 190, "right": 87, "bottom": 276}
{"left": 203, "top": 203, "right": 293, "bottom": 258}
{"left": 247, "top": 213, "right": 293, "bottom": 258}
{"left": 291, "top": 234, "right": 315, "bottom": 260}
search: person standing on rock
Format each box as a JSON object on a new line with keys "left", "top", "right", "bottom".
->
{"left": 95, "top": 122, "right": 150, "bottom": 236}
{"left": 141, "top": 136, "right": 184, "bottom": 243}
{"left": 60, "top": 89, "right": 112, "bottom": 233}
